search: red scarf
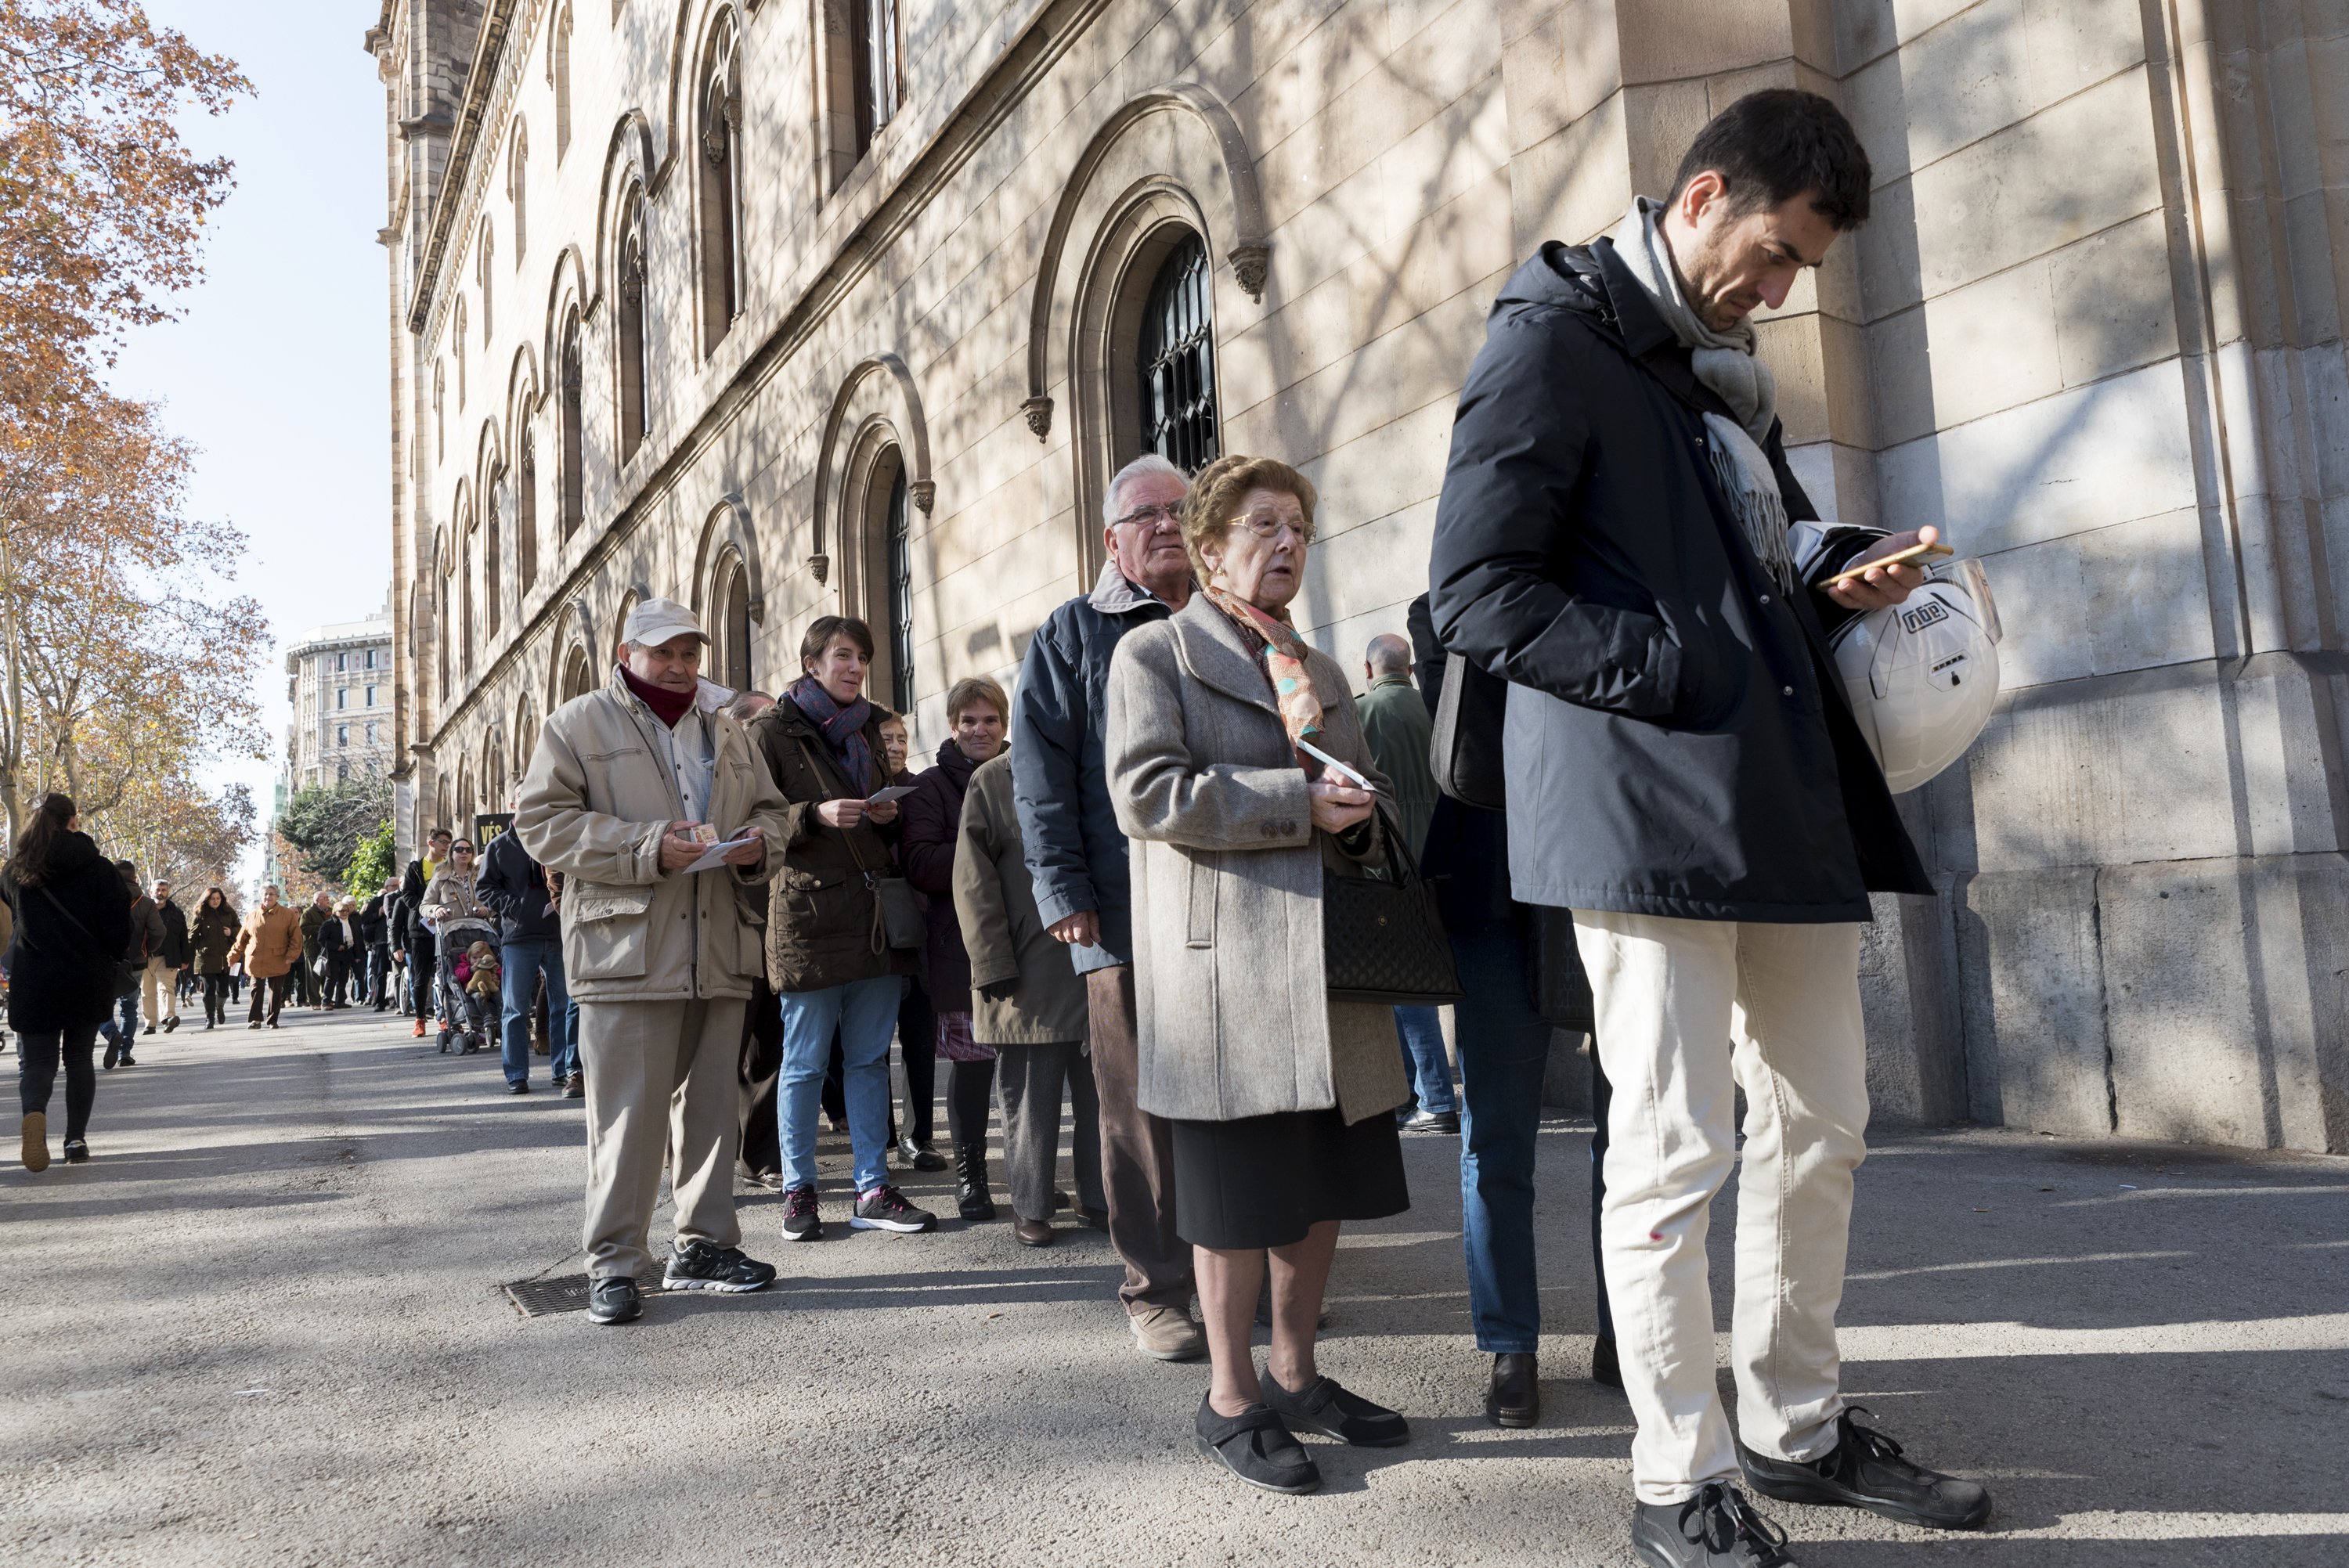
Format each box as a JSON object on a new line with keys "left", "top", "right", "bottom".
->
{"left": 619, "top": 665, "right": 695, "bottom": 728}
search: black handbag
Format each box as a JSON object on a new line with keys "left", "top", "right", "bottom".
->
{"left": 803, "top": 737, "right": 924, "bottom": 955}
{"left": 1430, "top": 651, "right": 1508, "bottom": 809}
{"left": 1530, "top": 905, "right": 1596, "bottom": 1033}
{"left": 1323, "top": 805, "right": 1463, "bottom": 1007}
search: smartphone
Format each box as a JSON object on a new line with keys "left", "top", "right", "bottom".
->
{"left": 1823, "top": 539, "right": 1954, "bottom": 587}
{"left": 1297, "top": 738, "right": 1379, "bottom": 792}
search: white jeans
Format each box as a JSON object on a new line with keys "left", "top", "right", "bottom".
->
{"left": 1571, "top": 910, "right": 1869, "bottom": 1506}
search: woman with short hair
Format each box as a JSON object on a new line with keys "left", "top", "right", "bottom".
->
{"left": 1106, "top": 453, "right": 1415, "bottom": 1494}
{"left": 2, "top": 793, "right": 134, "bottom": 1169}
{"left": 898, "top": 673, "right": 1010, "bottom": 1220}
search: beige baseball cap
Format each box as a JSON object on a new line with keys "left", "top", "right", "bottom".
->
{"left": 622, "top": 596, "right": 708, "bottom": 647}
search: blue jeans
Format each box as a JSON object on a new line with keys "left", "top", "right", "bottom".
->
{"left": 777, "top": 977, "right": 898, "bottom": 1194}
{"left": 1394, "top": 1005, "right": 1456, "bottom": 1115}
{"left": 500, "top": 939, "right": 573, "bottom": 1086}
{"left": 1452, "top": 921, "right": 1553, "bottom": 1354}
{"left": 97, "top": 993, "right": 139, "bottom": 1047}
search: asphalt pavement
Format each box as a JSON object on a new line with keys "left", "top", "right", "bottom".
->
{"left": 3, "top": 1000, "right": 2345, "bottom": 1566}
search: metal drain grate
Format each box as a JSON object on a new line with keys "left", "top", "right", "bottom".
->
{"left": 503, "top": 1260, "right": 666, "bottom": 1317}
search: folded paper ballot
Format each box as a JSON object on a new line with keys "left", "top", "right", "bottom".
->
{"left": 683, "top": 830, "right": 756, "bottom": 874}
{"left": 864, "top": 784, "right": 916, "bottom": 806}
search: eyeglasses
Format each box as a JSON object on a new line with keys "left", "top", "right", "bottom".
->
{"left": 1224, "top": 512, "right": 1312, "bottom": 544}
{"left": 1112, "top": 502, "right": 1183, "bottom": 530}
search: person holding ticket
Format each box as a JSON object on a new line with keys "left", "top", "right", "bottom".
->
{"left": 747, "top": 615, "right": 939, "bottom": 1244}
{"left": 514, "top": 596, "right": 790, "bottom": 1325}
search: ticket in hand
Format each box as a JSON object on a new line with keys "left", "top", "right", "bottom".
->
{"left": 864, "top": 785, "right": 917, "bottom": 806}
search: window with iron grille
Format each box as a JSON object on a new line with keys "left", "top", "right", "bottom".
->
{"left": 885, "top": 466, "right": 915, "bottom": 715}
{"left": 1138, "top": 233, "right": 1218, "bottom": 474}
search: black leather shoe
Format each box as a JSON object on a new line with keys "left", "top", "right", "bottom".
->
{"left": 1738, "top": 1408, "right": 1991, "bottom": 1531}
{"left": 895, "top": 1136, "right": 947, "bottom": 1172}
{"left": 1633, "top": 1483, "right": 1796, "bottom": 1566}
{"left": 1193, "top": 1396, "right": 1319, "bottom": 1494}
{"left": 1398, "top": 1106, "right": 1460, "bottom": 1134}
{"left": 1261, "top": 1369, "right": 1409, "bottom": 1447}
{"left": 586, "top": 1276, "right": 642, "bottom": 1325}
{"left": 1486, "top": 1352, "right": 1539, "bottom": 1428}
{"left": 1592, "top": 1332, "right": 1624, "bottom": 1390}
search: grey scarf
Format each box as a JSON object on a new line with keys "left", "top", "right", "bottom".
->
{"left": 1605, "top": 198, "right": 1795, "bottom": 589}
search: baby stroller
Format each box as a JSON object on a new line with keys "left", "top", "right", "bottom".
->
{"left": 436, "top": 916, "right": 498, "bottom": 1054}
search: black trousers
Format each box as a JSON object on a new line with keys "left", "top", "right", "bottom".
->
{"left": 406, "top": 932, "right": 436, "bottom": 1016}
{"left": 946, "top": 1055, "right": 997, "bottom": 1161}
{"left": 248, "top": 974, "right": 290, "bottom": 1026}
{"left": 202, "top": 971, "right": 234, "bottom": 1022}
{"left": 325, "top": 953, "right": 353, "bottom": 1006}
{"left": 17, "top": 1025, "right": 99, "bottom": 1143}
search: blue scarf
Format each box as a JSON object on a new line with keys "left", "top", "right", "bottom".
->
{"left": 787, "top": 676, "right": 877, "bottom": 795}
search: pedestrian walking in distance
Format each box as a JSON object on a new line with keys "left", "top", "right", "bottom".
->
{"left": 898, "top": 674, "right": 1011, "bottom": 1223}
{"left": 360, "top": 881, "right": 395, "bottom": 1011}
{"left": 954, "top": 748, "right": 1105, "bottom": 1246}
{"left": 99, "top": 862, "right": 154, "bottom": 1066}
{"left": 318, "top": 896, "right": 361, "bottom": 1009}
{"left": 1430, "top": 89, "right": 1990, "bottom": 1566}
{"left": 144, "top": 878, "right": 189, "bottom": 1036}
{"left": 190, "top": 887, "right": 240, "bottom": 1029}
{"left": 1011, "top": 451, "right": 1204, "bottom": 1363}
{"left": 1108, "top": 454, "right": 1415, "bottom": 1496}
{"left": 2, "top": 793, "right": 134, "bottom": 1170}
{"left": 478, "top": 791, "right": 576, "bottom": 1097}
{"left": 298, "top": 891, "right": 331, "bottom": 1011}
{"left": 746, "top": 615, "right": 938, "bottom": 1244}
{"left": 229, "top": 887, "right": 305, "bottom": 1029}
{"left": 514, "top": 596, "right": 788, "bottom": 1325}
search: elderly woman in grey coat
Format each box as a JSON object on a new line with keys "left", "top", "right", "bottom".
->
{"left": 1106, "top": 453, "right": 1413, "bottom": 1496}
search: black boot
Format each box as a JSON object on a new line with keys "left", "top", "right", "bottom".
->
{"left": 955, "top": 1145, "right": 995, "bottom": 1222}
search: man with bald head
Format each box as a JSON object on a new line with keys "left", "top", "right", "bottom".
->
{"left": 1355, "top": 634, "right": 1452, "bottom": 1133}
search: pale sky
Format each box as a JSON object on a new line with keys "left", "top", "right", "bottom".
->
{"left": 106, "top": 2, "right": 391, "bottom": 880}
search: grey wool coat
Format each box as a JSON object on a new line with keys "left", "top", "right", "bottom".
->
{"left": 1105, "top": 593, "right": 1413, "bottom": 1126}
{"left": 954, "top": 750, "right": 1088, "bottom": 1046}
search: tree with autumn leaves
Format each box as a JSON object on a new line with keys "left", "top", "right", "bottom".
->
{"left": 1, "top": 1, "right": 262, "bottom": 881}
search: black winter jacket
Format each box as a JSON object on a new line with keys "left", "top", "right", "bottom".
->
{"left": 475, "top": 827, "right": 561, "bottom": 943}
{"left": 359, "top": 894, "right": 390, "bottom": 947}
{"left": 900, "top": 738, "right": 981, "bottom": 1005}
{"left": 1428, "top": 239, "right": 1929, "bottom": 921}
{"left": 156, "top": 897, "right": 189, "bottom": 968}
{"left": 1, "top": 832, "right": 135, "bottom": 1033}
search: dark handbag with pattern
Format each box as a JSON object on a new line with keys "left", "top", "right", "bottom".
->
{"left": 1322, "top": 804, "right": 1463, "bottom": 1007}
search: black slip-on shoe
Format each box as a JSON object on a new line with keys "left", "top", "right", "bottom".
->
{"left": 1398, "top": 1106, "right": 1460, "bottom": 1134}
{"left": 1634, "top": 1483, "right": 1798, "bottom": 1567}
{"left": 115, "top": 1053, "right": 136, "bottom": 1066}
{"left": 1738, "top": 1408, "right": 1991, "bottom": 1531}
{"left": 62, "top": 1139, "right": 88, "bottom": 1164}
{"left": 143, "top": 1024, "right": 157, "bottom": 1036}
{"left": 1193, "top": 1396, "right": 1319, "bottom": 1495}
{"left": 1487, "top": 1352, "right": 1539, "bottom": 1429}
{"left": 101, "top": 1043, "right": 118, "bottom": 1069}
{"left": 1593, "top": 1332, "right": 1624, "bottom": 1391}
{"left": 162, "top": 1017, "right": 179, "bottom": 1033}
{"left": 1261, "top": 1369, "right": 1410, "bottom": 1447}
{"left": 662, "top": 1239, "right": 777, "bottom": 1293}
{"left": 892, "top": 1137, "right": 947, "bottom": 1172}
{"left": 507, "top": 1080, "right": 529, "bottom": 1095}
{"left": 586, "top": 1276, "right": 642, "bottom": 1325}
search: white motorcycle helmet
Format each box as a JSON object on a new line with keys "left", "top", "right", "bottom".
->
{"left": 1828, "top": 556, "right": 2002, "bottom": 793}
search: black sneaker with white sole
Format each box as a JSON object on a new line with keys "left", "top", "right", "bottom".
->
{"left": 850, "top": 1184, "right": 936, "bottom": 1233}
{"left": 1633, "top": 1483, "right": 1798, "bottom": 1567}
{"left": 781, "top": 1184, "right": 822, "bottom": 1242}
{"left": 662, "top": 1239, "right": 777, "bottom": 1293}
{"left": 586, "top": 1276, "right": 641, "bottom": 1325}
{"left": 1738, "top": 1408, "right": 1991, "bottom": 1531}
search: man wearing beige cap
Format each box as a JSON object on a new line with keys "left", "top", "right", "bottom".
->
{"left": 515, "top": 596, "right": 791, "bottom": 1325}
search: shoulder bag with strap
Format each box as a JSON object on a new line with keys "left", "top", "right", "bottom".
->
{"left": 1322, "top": 801, "right": 1463, "bottom": 1007}
{"left": 795, "top": 735, "right": 923, "bottom": 954}
{"left": 35, "top": 883, "right": 138, "bottom": 999}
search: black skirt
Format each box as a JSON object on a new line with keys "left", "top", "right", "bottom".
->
{"left": 1171, "top": 1105, "right": 1409, "bottom": 1251}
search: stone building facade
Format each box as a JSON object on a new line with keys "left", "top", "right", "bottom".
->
{"left": 367, "top": 0, "right": 2348, "bottom": 1152}
{"left": 283, "top": 613, "right": 400, "bottom": 792}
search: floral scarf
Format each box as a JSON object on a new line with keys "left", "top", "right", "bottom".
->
{"left": 786, "top": 676, "right": 877, "bottom": 795}
{"left": 1204, "top": 587, "right": 1325, "bottom": 767}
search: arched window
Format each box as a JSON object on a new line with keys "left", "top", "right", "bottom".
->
{"left": 458, "top": 503, "right": 476, "bottom": 676}
{"left": 615, "top": 191, "right": 648, "bottom": 462}
{"left": 509, "top": 126, "right": 529, "bottom": 258}
{"left": 517, "top": 438, "right": 539, "bottom": 591}
{"left": 435, "top": 559, "right": 451, "bottom": 707}
{"left": 433, "top": 363, "right": 446, "bottom": 460}
{"left": 560, "top": 643, "right": 594, "bottom": 702}
{"left": 715, "top": 552, "right": 753, "bottom": 690}
{"left": 484, "top": 475, "right": 503, "bottom": 640}
{"left": 884, "top": 462, "right": 915, "bottom": 712}
{"left": 1138, "top": 232, "right": 1218, "bottom": 473}
{"left": 550, "top": 5, "right": 572, "bottom": 159}
{"left": 513, "top": 697, "right": 539, "bottom": 782}
{"left": 477, "top": 222, "right": 494, "bottom": 340}
{"left": 698, "top": 27, "right": 742, "bottom": 355}
{"left": 558, "top": 311, "right": 585, "bottom": 539}
{"left": 453, "top": 297, "right": 468, "bottom": 408}
{"left": 615, "top": 589, "right": 640, "bottom": 658}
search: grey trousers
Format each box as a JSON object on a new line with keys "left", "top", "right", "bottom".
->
{"left": 579, "top": 997, "right": 747, "bottom": 1279}
{"left": 994, "top": 1039, "right": 1105, "bottom": 1224}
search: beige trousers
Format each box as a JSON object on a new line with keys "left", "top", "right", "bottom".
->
{"left": 142, "top": 957, "right": 179, "bottom": 1025}
{"left": 1571, "top": 910, "right": 1870, "bottom": 1506}
{"left": 578, "top": 997, "right": 748, "bottom": 1279}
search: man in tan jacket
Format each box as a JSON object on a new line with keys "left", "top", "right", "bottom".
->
{"left": 514, "top": 597, "right": 790, "bottom": 1325}
{"left": 227, "top": 885, "right": 305, "bottom": 1030}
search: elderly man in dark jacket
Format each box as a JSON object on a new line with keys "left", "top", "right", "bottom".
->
{"left": 478, "top": 813, "right": 574, "bottom": 1097}
{"left": 1430, "top": 91, "right": 1987, "bottom": 1567}
{"left": 1011, "top": 450, "right": 1202, "bottom": 1362}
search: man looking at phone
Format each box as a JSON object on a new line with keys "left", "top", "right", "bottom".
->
{"left": 514, "top": 597, "right": 789, "bottom": 1326}
{"left": 1431, "top": 92, "right": 1989, "bottom": 1565}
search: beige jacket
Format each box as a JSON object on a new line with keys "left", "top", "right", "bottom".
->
{"left": 954, "top": 751, "right": 1087, "bottom": 1046}
{"left": 229, "top": 903, "right": 305, "bottom": 980}
{"left": 1106, "top": 593, "right": 1410, "bottom": 1125}
{"left": 514, "top": 666, "right": 788, "bottom": 1003}
{"left": 420, "top": 865, "right": 497, "bottom": 941}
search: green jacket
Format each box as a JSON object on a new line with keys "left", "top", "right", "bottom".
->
{"left": 1355, "top": 675, "right": 1437, "bottom": 860}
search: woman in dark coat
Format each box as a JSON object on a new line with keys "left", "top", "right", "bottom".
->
{"left": 899, "top": 675, "right": 1009, "bottom": 1221}
{"left": 2, "top": 793, "right": 133, "bottom": 1169}
{"left": 189, "top": 886, "right": 240, "bottom": 1029}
